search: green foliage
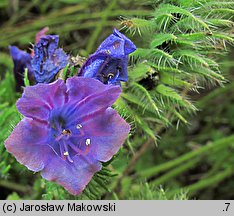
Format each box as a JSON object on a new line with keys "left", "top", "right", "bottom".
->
{"left": 120, "top": 0, "right": 233, "bottom": 142}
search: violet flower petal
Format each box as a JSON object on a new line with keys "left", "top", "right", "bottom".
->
{"left": 66, "top": 76, "right": 119, "bottom": 102}
{"left": 4, "top": 118, "right": 52, "bottom": 172}
{"left": 16, "top": 79, "right": 67, "bottom": 121}
{"left": 41, "top": 155, "right": 101, "bottom": 196}
{"left": 77, "top": 108, "right": 130, "bottom": 162}
{"left": 65, "top": 77, "right": 121, "bottom": 124}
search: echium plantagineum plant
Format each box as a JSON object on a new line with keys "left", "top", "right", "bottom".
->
{"left": 5, "top": 28, "right": 136, "bottom": 195}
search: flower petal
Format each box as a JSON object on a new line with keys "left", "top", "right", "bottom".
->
{"left": 66, "top": 77, "right": 121, "bottom": 123}
{"left": 81, "top": 108, "right": 130, "bottom": 162}
{"left": 78, "top": 29, "right": 136, "bottom": 85}
{"left": 113, "top": 28, "right": 137, "bottom": 55}
{"left": 9, "top": 46, "right": 34, "bottom": 91}
{"left": 66, "top": 76, "right": 120, "bottom": 104}
{"left": 78, "top": 53, "right": 106, "bottom": 78}
{"left": 32, "top": 35, "right": 69, "bottom": 83}
{"left": 41, "top": 154, "right": 101, "bottom": 195}
{"left": 4, "top": 118, "right": 52, "bottom": 172}
{"left": 96, "top": 34, "right": 125, "bottom": 58}
{"left": 96, "top": 29, "right": 136, "bottom": 57}
{"left": 16, "top": 79, "right": 67, "bottom": 121}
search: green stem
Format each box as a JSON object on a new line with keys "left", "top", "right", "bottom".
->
{"left": 0, "top": 180, "right": 30, "bottom": 193}
{"left": 138, "top": 135, "right": 234, "bottom": 178}
{"left": 150, "top": 158, "right": 200, "bottom": 186}
{"left": 168, "top": 167, "right": 234, "bottom": 198}
{"left": 0, "top": 9, "right": 149, "bottom": 44}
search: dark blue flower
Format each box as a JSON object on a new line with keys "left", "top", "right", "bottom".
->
{"left": 9, "top": 27, "right": 51, "bottom": 91}
{"left": 4, "top": 77, "right": 130, "bottom": 195}
{"left": 9, "top": 46, "right": 34, "bottom": 92}
{"left": 31, "top": 35, "right": 69, "bottom": 83}
{"left": 79, "top": 29, "right": 136, "bottom": 85}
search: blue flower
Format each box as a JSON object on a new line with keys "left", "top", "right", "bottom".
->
{"left": 4, "top": 77, "right": 130, "bottom": 195}
{"left": 9, "top": 46, "right": 34, "bottom": 92}
{"left": 79, "top": 29, "right": 136, "bottom": 85}
{"left": 31, "top": 35, "right": 69, "bottom": 83}
{"left": 9, "top": 28, "right": 67, "bottom": 90}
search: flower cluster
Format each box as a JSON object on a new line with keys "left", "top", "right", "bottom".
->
{"left": 79, "top": 29, "right": 136, "bottom": 85}
{"left": 32, "top": 35, "right": 69, "bottom": 83}
{"left": 10, "top": 28, "right": 69, "bottom": 88}
{"left": 5, "top": 28, "right": 136, "bottom": 195}
{"left": 9, "top": 27, "right": 49, "bottom": 91}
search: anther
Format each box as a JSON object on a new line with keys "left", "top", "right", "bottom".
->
{"left": 86, "top": 138, "right": 91, "bottom": 146}
{"left": 63, "top": 151, "right": 69, "bottom": 156}
{"left": 76, "top": 124, "right": 82, "bottom": 129}
{"left": 108, "top": 73, "right": 114, "bottom": 80}
{"left": 62, "top": 129, "right": 72, "bottom": 135}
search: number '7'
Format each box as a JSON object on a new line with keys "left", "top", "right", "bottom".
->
{"left": 225, "top": 203, "right": 230, "bottom": 211}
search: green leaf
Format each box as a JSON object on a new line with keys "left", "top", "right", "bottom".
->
{"left": 173, "top": 50, "right": 209, "bottom": 67}
{"left": 159, "top": 71, "right": 192, "bottom": 88}
{"left": 154, "top": 4, "right": 210, "bottom": 30}
{"left": 131, "top": 82, "right": 160, "bottom": 116}
{"left": 156, "top": 84, "right": 195, "bottom": 109}
{"left": 7, "top": 192, "right": 21, "bottom": 200}
{"left": 151, "top": 33, "right": 177, "bottom": 48}
{"left": 128, "top": 63, "right": 152, "bottom": 81}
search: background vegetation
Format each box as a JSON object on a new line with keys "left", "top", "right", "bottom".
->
{"left": 0, "top": 0, "right": 233, "bottom": 200}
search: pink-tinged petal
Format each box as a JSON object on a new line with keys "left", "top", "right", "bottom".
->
{"left": 66, "top": 77, "right": 121, "bottom": 122}
{"left": 35, "top": 27, "right": 49, "bottom": 43}
{"left": 81, "top": 108, "right": 130, "bottom": 162}
{"left": 41, "top": 155, "right": 101, "bottom": 195}
{"left": 66, "top": 77, "right": 117, "bottom": 102}
{"left": 76, "top": 86, "right": 121, "bottom": 118}
{"left": 16, "top": 79, "right": 67, "bottom": 121}
{"left": 4, "top": 118, "right": 52, "bottom": 172}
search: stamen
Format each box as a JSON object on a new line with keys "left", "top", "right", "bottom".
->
{"left": 107, "top": 73, "right": 114, "bottom": 80}
{"left": 63, "top": 151, "right": 69, "bottom": 156}
{"left": 55, "top": 129, "right": 72, "bottom": 141}
{"left": 55, "top": 134, "right": 64, "bottom": 141}
{"left": 69, "top": 141, "right": 90, "bottom": 156}
{"left": 63, "top": 141, "right": 73, "bottom": 163}
{"left": 86, "top": 138, "right": 91, "bottom": 146}
{"left": 62, "top": 129, "right": 72, "bottom": 135}
{"left": 59, "top": 143, "right": 65, "bottom": 159}
{"left": 76, "top": 124, "right": 82, "bottom": 129}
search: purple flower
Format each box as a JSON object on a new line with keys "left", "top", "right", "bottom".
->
{"left": 9, "top": 46, "right": 34, "bottom": 92}
{"left": 32, "top": 35, "right": 69, "bottom": 83}
{"left": 79, "top": 29, "right": 136, "bottom": 85}
{"left": 4, "top": 77, "right": 130, "bottom": 195}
